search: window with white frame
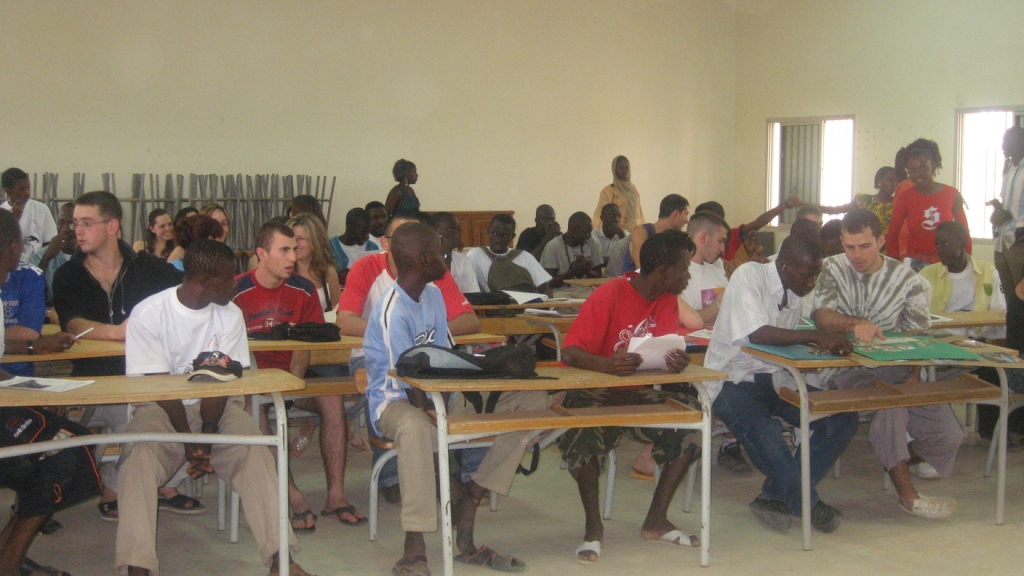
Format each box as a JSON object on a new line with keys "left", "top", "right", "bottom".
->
{"left": 767, "top": 117, "right": 854, "bottom": 224}
{"left": 955, "top": 108, "right": 1024, "bottom": 239}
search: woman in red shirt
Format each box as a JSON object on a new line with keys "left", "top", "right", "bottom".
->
{"left": 886, "top": 141, "right": 971, "bottom": 270}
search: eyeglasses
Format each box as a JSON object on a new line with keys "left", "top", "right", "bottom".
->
{"left": 69, "top": 219, "right": 111, "bottom": 231}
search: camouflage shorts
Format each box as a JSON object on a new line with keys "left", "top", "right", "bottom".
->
{"left": 556, "top": 386, "right": 701, "bottom": 478}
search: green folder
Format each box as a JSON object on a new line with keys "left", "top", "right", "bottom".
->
{"left": 853, "top": 335, "right": 983, "bottom": 362}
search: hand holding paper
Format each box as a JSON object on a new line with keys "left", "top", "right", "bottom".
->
{"left": 627, "top": 334, "right": 688, "bottom": 370}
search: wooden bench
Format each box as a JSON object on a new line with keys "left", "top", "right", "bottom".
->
{"left": 447, "top": 399, "right": 701, "bottom": 435}
{"left": 292, "top": 376, "right": 359, "bottom": 397}
{"left": 779, "top": 373, "right": 1000, "bottom": 414}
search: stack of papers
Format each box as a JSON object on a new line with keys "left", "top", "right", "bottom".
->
{"left": 500, "top": 291, "right": 548, "bottom": 305}
{"left": 0, "top": 377, "right": 94, "bottom": 392}
{"left": 627, "top": 334, "right": 688, "bottom": 370}
{"left": 523, "top": 309, "right": 577, "bottom": 318}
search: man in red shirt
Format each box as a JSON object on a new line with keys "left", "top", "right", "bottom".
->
{"left": 337, "top": 215, "right": 480, "bottom": 503}
{"left": 234, "top": 221, "right": 365, "bottom": 528}
{"left": 557, "top": 229, "right": 701, "bottom": 564}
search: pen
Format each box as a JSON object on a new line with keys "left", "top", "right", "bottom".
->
{"left": 73, "top": 327, "right": 95, "bottom": 339}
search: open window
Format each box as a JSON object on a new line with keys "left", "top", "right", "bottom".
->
{"left": 767, "top": 117, "right": 854, "bottom": 224}
{"left": 955, "top": 108, "right": 1024, "bottom": 239}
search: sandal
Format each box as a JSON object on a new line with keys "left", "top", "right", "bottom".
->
{"left": 392, "top": 555, "right": 430, "bottom": 576}
{"left": 320, "top": 505, "right": 367, "bottom": 526}
{"left": 347, "top": 432, "right": 370, "bottom": 452}
{"left": 97, "top": 500, "right": 118, "bottom": 522}
{"left": 290, "top": 509, "right": 317, "bottom": 533}
{"left": 454, "top": 545, "right": 526, "bottom": 573}
{"left": 574, "top": 541, "right": 601, "bottom": 565}
{"left": 158, "top": 494, "right": 206, "bottom": 515}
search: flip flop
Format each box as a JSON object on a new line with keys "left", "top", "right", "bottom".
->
{"left": 158, "top": 494, "right": 206, "bottom": 515}
{"left": 320, "top": 505, "right": 367, "bottom": 526}
{"left": 290, "top": 509, "right": 317, "bottom": 533}
{"left": 348, "top": 433, "right": 370, "bottom": 451}
{"left": 629, "top": 468, "right": 654, "bottom": 481}
{"left": 97, "top": 500, "right": 118, "bottom": 522}
{"left": 574, "top": 540, "right": 601, "bottom": 565}
{"left": 392, "top": 555, "right": 430, "bottom": 576}
{"left": 645, "top": 529, "right": 699, "bottom": 548}
{"left": 455, "top": 545, "right": 526, "bottom": 573}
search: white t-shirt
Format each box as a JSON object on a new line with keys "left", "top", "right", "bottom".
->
{"left": 2, "top": 200, "right": 57, "bottom": 263}
{"left": 540, "top": 235, "right": 603, "bottom": 275}
{"left": 450, "top": 250, "right": 480, "bottom": 293}
{"left": 590, "top": 229, "right": 627, "bottom": 261}
{"left": 680, "top": 260, "right": 729, "bottom": 311}
{"left": 126, "top": 286, "right": 251, "bottom": 405}
{"left": 465, "top": 247, "right": 553, "bottom": 292}
{"left": 941, "top": 262, "right": 1006, "bottom": 339}
{"left": 945, "top": 267, "right": 976, "bottom": 313}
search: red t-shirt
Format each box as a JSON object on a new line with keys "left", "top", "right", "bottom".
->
{"left": 886, "top": 184, "right": 972, "bottom": 262}
{"left": 233, "top": 271, "right": 325, "bottom": 371}
{"left": 722, "top": 226, "right": 745, "bottom": 261}
{"left": 338, "top": 252, "right": 472, "bottom": 321}
{"left": 564, "top": 277, "right": 679, "bottom": 358}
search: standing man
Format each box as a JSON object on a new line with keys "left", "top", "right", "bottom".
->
{"left": 990, "top": 125, "right": 1024, "bottom": 298}
{"left": 1, "top": 168, "right": 56, "bottom": 263}
{"left": 516, "top": 204, "right": 560, "bottom": 261}
{"left": 235, "top": 221, "right": 364, "bottom": 528}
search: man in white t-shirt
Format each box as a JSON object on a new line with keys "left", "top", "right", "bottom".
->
{"left": 682, "top": 211, "right": 730, "bottom": 326}
{"left": 466, "top": 214, "right": 552, "bottom": 294}
{"left": 1, "top": 168, "right": 57, "bottom": 263}
{"left": 591, "top": 203, "right": 627, "bottom": 267}
{"left": 116, "top": 240, "right": 310, "bottom": 576}
{"left": 540, "top": 211, "right": 604, "bottom": 289}
{"left": 431, "top": 211, "right": 480, "bottom": 293}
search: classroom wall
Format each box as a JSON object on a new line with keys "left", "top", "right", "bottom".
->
{"left": 0, "top": 0, "right": 737, "bottom": 238}
{"left": 733, "top": 0, "right": 1024, "bottom": 264}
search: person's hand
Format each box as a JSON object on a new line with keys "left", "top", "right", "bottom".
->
{"left": 852, "top": 319, "right": 883, "bottom": 344}
{"left": 988, "top": 199, "right": 1004, "bottom": 210}
{"left": 605, "top": 348, "right": 642, "bottom": 376}
{"left": 664, "top": 349, "right": 690, "bottom": 373}
{"left": 114, "top": 319, "right": 129, "bottom": 341}
{"left": 607, "top": 224, "right": 626, "bottom": 239}
{"left": 542, "top": 222, "right": 562, "bottom": 241}
{"left": 782, "top": 196, "right": 804, "bottom": 210}
{"left": 41, "top": 234, "right": 68, "bottom": 262}
{"left": 809, "top": 332, "right": 853, "bottom": 356}
{"left": 184, "top": 443, "right": 214, "bottom": 478}
{"left": 33, "top": 333, "right": 76, "bottom": 354}
{"left": 567, "top": 256, "right": 592, "bottom": 278}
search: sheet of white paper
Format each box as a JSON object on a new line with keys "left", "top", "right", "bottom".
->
{"left": 523, "top": 309, "right": 577, "bottom": 318}
{"left": 501, "top": 291, "right": 548, "bottom": 305}
{"left": 323, "top": 310, "right": 337, "bottom": 324}
{"left": 627, "top": 334, "right": 688, "bottom": 370}
{"left": 687, "top": 329, "right": 714, "bottom": 340}
{"left": 0, "top": 377, "right": 94, "bottom": 392}
{"left": 930, "top": 314, "right": 952, "bottom": 323}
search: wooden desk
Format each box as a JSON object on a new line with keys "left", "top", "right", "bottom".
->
{"left": 0, "top": 369, "right": 304, "bottom": 568}
{"left": 563, "top": 277, "right": 612, "bottom": 287}
{"left": 518, "top": 315, "right": 576, "bottom": 361}
{"left": 929, "top": 309, "right": 1007, "bottom": 329}
{"left": 472, "top": 300, "right": 584, "bottom": 312}
{"left": 743, "top": 339, "right": 1019, "bottom": 550}
{"left": 397, "top": 364, "right": 726, "bottom": 574}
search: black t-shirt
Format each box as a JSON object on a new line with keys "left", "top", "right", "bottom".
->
{"left": 515, "top": 227, "right": 543, "bottom": 253}
{"left": 52, "top": 241, "right": 183, "bottom": 376}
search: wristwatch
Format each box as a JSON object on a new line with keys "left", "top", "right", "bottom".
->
{"left": 26, "top": 341, "right": 34, "bottom": 355}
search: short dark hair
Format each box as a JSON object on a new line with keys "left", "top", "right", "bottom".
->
{"left": 175, "top": 214, "right": 223, "bottom": 250}
{"left": 184, "top": 239, "right": 235, "bottom": 281}
{"left": 935, "top": 221, "right": 969, "bottom": 247}
{"left": 365, "top": 200, "right": 385, "bottom": 212}
{"left": 568, "top": 211, "right": 591, "bottom": 228}
{"left": 693, "top": 201, "right": 725, "bottom": 218}
{"left": 289, "top": 194, "right": 326, "bottom": 226}
{"left": 778, "top": 233, "right": 822, "bottom": 266}
{"left": 174, "top": 207, "right": 198, "bottom": 226}
{"left": 0, "top": 208, "right": 20, "bottom": 251}
{"left": 489, "top": 213, "right": 516, "bottom": 230}
{"left": 687, "top": 211, "right": 729, "bottom": 237}
{"left": 430, "top": 211, "right": 460, "bottom": 230}
{"left": 346, "top": 207, "right": 370, "bottom": 228}
{"left": 874, "top": 166, "right": 897, "bottom": 188}
{"left": 391, "top": 222, "right": 438, "bottom": 274}
{"left": 1, "top": 168, "right": 27, "bottom": 189}
{"left": 256, "top": 221, "right": 294, "bottom": 253}
{"left": 788, "top": 218, "right": 821, "bottom": 242}
{"left": 392, "top": 159, "right": 416, "bottom": 182}
{"left": 796, "top": 205, "right": 823, "bottom": 220}
{"left": 75, "top": 191, "right": 123, "bottom": 221}
{"left": 385, "top": 213, "right": 427, "bottom": 236}
{"left": 820, "top": 219, "right": 843, "bottom": 243}
{"left": 639, "top": 229, "right": 691, "bottom": 274}
{"left": 658, "top": 194, "right": 689, "bottom": 219}
{"left": 600, "top": 203, "right": 619, "bottom": 217}
{"left": 841, "top": 208, "right": 882, "bottom": 239}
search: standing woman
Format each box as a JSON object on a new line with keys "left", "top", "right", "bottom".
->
{"left": 592, "top": 155, "right": 645, "bottom": 231}
{"left": 887, "top": 140, "right": 972, "bottom": 270}
{"left": 200, "top": 202, "right": 231, "bottom": 244}
{"left": 288, "top": 213, "right": 340, "bottom": 313}
{"left": 384, "top": 159, "right": 420, "bottom": 217}
{"left": 132, "top": 208, "right": 175, "bottom": 260}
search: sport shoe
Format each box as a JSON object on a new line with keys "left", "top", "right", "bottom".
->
{"left": 810, "top": 501, "right": 842, "bottom": 533}
{"left": 909, "top": 462, "right": 941, "bottom": 479}
{"left": 380, "top": 483, "right": 402, "bottom": 505}
{"left": 718, "top": 443, "right": 754, "bottom": 477}
{"left": 749, "top": 497, "right": 791, "bottom": 532}
{"left": 900, "top": 494, "right": 957, "bottom": 520}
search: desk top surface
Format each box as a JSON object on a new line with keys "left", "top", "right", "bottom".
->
{"left": 0, "top": 368, "right": 304, "bottom": 407}
{"left": 394, "top": 364, "right": 727, "bottom": 392}
{"left": 563, "top": 278, "right": 612, "bottom": 287}
{"left": 473, "top": 300, "right": 584, "bottom": 311}
{"left": 742, "top": 337, "right": 1023, "bottom": 370}
{"left": 922, "top": 309, "right": 1007, "bottom": 330}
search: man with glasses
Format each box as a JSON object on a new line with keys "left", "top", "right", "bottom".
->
{"left": 1, "top": 168, "right": 57, "bottom": 263}
{"left": 52, "top": 191, "right": 183, "bottom": 521}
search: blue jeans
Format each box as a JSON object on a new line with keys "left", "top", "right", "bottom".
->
{"left": 712, "top": 374, "right": 858, "bottom": 515}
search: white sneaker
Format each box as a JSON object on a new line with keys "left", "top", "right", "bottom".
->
{"left": 910, "top": 462, "right": 941, "bottom": 479}
{"left": 901, "top": 494, "right": 957, "bottom": 520}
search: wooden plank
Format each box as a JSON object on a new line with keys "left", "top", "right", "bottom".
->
{"left": 564, "top": 278, "right": 612, "bottom": 287}
{"left": 447, "top": 401, "right": 701, "bottom": 435}
{"left": 474, "top": 301, "right": 584, "bottom": 311}
{"left": 397, "top": 364, "right": 727, "bottom": 393}
{"left": 478, "top": 317, "right": 552, "bottom": 336}
{"left": 780, "top": 374, "right": 1001, "bottom": 415}
{"left": 293, "top": 377, "right": 358, "bottom": 397}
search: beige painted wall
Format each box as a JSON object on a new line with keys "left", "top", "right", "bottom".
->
{"left": 734, "top": 0, "right": 1024, "bottom": 264}
{"left": 0, "top": 0, "right": 736, "bottom": 238}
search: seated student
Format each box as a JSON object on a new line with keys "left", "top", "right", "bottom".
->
{"left": 28, "top": 202, "right": 74, "bottom": 306}
{"left": 364, "top": 223, "right": 540, "bottom": 576}
{"left": 430, "top": 211, "right": 480, "bottom": 293}
{"left": 920, "top": 221, "right": 1005, "bottom": 340}
{"left": 118, "top": 239, "right": 310, "bottom": 576}
{"left": 365, "top": 200, "right": 388, "bottom": 247}
{"left": 1, "top": 168, "right": 57, "bottom": 262}
{"left": 337, "top": 214, "right": 480, "bottom": 504}
{"left": 330, "top": 207, "right": 380, "bottom": 285}
{"left": 0, "top": 259, "right": 46, "bottom": 377}
{"left": 819, "top": 219, "right": 844, "bottom": 258}
{"left": 681, "top": 211, "right": 731, "bottom": 326}
{"left": 288, "top": 194, "right": 327, "bottom": 226}
{"left": 591, "top": 203, "right": 627, "bottom": 267}
{"left": 132, "top": 208, "right": 175, "bottom": 260}
{"left": 694, "top": 198, "right": 804, "bottom": 276}
{"left": 540, "top": 211, "right": 604, "bottom": 290}
{"left": 516, "top": 204, "right": 560, "bottom": 260}
{"left": 603, "top": 235, "right": 630, "bottom": 278}
{"left": 234, "top": 222, "right": 364, "bottom": 529}
{"left": 466, "top": 214, "right": 553, "bottom": 294}
{"left": 813, "top": 209, "right": 961, "bottom": 520}
{"left": 704, "top": 234, "right": 857, "bottom": 533}
{"left": 795, "top": 205, "right": 824, "bottom": 225}
{"left": 625, "top": 194, "right": 690, "bottom": 272}
{"left": 557, "top": 230, "right": 703, "bottom": 564}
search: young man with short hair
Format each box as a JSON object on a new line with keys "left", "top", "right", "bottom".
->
{"left": 813, "top": 209, "right": 961, "bottom": 520}
{"left": 329, "top": 207, "right": 380, "bottom": 285}
{"left": 558, "top": 230, "right": 703, "bottom": 564}
{"left": 365, "top": 223, "right": 539, "bottom": 576}
{"left": 365, "top": 200, "right": 388, "bottom": 247}
{"left": 235, "top": 221, "right": 364, "bottom": 528}
{"left": 466, "top": 214, "right": 553, "bottom": 294}
{"left": 591, "top": 203, "right": 627, "bottom": 266}
{"left": 625, "top": 194, "right": 690, "bottom": 272}
{"left": 27, "top": 202, "right": 74, "bottom": 306}
{"left": 430, "top": 212, "right": 480, "bottom": 294}
{"left": 682, "top": 211, "right": 731, "bottom": 326}
{"left": 117, "top": 239, "right": 311, "bottom": 576}
{"left": 540, "top": 211, "right": 604, "bottom": 288}
{"left": 0, "top": 168, "right": 56, "bottom": 262}
{"left": 516, "top": 204, "right": 560, "bottom": 260}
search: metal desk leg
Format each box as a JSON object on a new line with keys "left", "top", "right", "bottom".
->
{"left": 525, "top": 319, "right": 563, "bottom": 361}
{"left": 430, "top": 391, "right": 455, "bottom": 576}
{"left": 272, "top": 392, "right": 290, "bottom": 571}
{"left": 782, "top": 365, "right": 813, "bottom": 551}
{"left": 698, "top": 386, "right": 712, "bottom": 567}
{"left": 996, "top": 367, "right": 1008, "bottom": 525}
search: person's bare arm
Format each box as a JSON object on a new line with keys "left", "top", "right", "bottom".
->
{"left": 628, "top": 227, "right": 647, "bottom": 270}
{"left": 741, "top": 197, "right": 804, "bottom": 236}
{"left": 384, "top": 188, "right": 402, "bottom": 217}
{"left": 811, "top": 308, "right": 883, "bottom": 344}
{"left": 562, "top": 345, "right": 642, "bottom": 376}
{"left": 336, "top": 310, "right": 367, "bottom": 337}
{"left": 819, "top": 202, "right": 856, "bottom": 215}
{"left": 447, "top": 311, "right": 481, "bottom": 336}
{"left": 748, "top": 325, "right": 853, "bottom": 355}
{"left": 697, "top": 301, "right": 720, "bottom": 326}
{"left": 66, "top": 318, "right": 128, "bottom": 341}
{"left": 289, "top": 350, "right": 311, "bottom": 379}
{"left": 5, "top": 326, "right": 40, "bottom": 340}
{"left": 678, "top": 298, "right": 704, "bottom": 330}
{"left": 326, "top": 271, "right": 341, "bottom": 309}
